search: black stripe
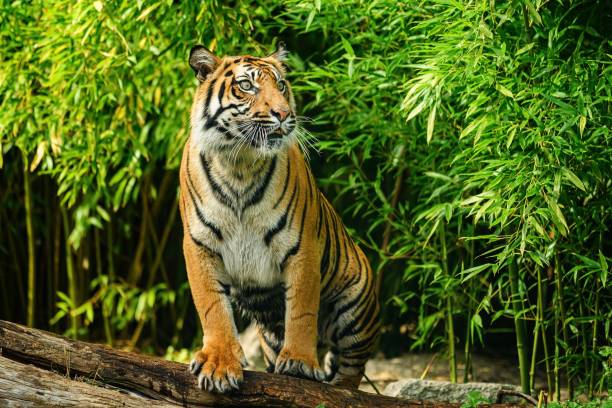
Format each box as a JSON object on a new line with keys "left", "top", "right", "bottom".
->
{"left": 242, "top": 157, "right": 277, "bottom": 212}
{"left": 186, "top": 185, "right": 223, "bottom": 240}
{"left": 205, "top": 103, "right": 242, "bottom": 129}
{"left": 287, "top": 183, "right": 301, "bottom": 225}
{"left": 338, "top": 347, "right": 376, "bottom": 361}
{"left": 218, "top": 79, "right": 226, "bottom": 104}
{"left": 281, "top": 178, "right": 299, "bottom": 226}
{"left": 316, "top": 196, "right": 325, "bottom": 237}
{"left": 332, "top": 273, "right": 370, "bottom": 333}
{"left": 215, "top": 279, "right": 231, "bottom": 295}
{"left": 230, "top": 85, "right": 241, "bottom": 100}
{"left": 279, "top": 199, "right": 308, "bottom": 271}
{"left": 343, "top": 332, "right": 378, "bottom": 353}
{"left": 203, "top": 84, "right": 214, "bottom": 118}
{"left": 264, "top": 212, "right": 287, "bottom": 246}
{"left": 185, "top": 151, "right": 204, "bottom": 204}
{"left": 319, "top": 221, "right": 331, "bottom": 280}
{"left": 189, "top": 232, "right": 223, "bottom": 260}
{"left": 327, "top": 217, "right": 342, "bottom": 279}
{"left": 200, "top": 153, "right": 237, "bottom": 214}
{"left": 335, "top": 292, "right": 377, "bottom": 341}
{"left": 330, "top": 254, "right": 363, "bottom": 302}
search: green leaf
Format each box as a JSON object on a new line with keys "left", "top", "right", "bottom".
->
{"left": 427, "top": 105, "right": 436, "bottom": 144}
{"left": 562, "top": 168, "right": 586, "bottom": 191}
{"left": 496, "top": 84, "right": 514, "bottom": 99}
{"left": 305, "top": 9, "right": 315, "bottom": 31}
{"left": 340, "top": 36, "right": 355, "bottom": 58}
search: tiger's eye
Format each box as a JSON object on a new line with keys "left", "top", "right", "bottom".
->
{"left": 238, "top": 80, "right": 253, "bottom": 91}
{"left": 277, "top": 80, "right": 286, "bottom": 92}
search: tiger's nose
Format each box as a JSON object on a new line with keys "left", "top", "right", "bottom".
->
{"left": 271, "top": 108, "right": 290, "bottom": 122}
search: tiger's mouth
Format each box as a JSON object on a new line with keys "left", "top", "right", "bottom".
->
{"left": 267, "top": 130, "right": 285, "bottom": 141}
{"left": 240, "top": 125, "right": 293, "bottom": 150}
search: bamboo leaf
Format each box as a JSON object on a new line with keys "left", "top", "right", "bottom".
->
{"left": 562, "top": 168, "right": 586, "bottom": 191}
{"left": 496, "top": 84, "right": 514, "bottom": 99}
{"left": 427, "top": 105, "right": 436, "bottom": 144}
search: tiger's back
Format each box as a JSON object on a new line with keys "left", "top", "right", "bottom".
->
{"left": 180, "top": 43, "right": 380, "bottom": 392}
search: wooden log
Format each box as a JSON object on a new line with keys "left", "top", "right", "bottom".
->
{"left": 0, "top": 320, "right": 523, "bottom": 408}
{"left": 0, "top": 355, "right": 178, "bottom": 407}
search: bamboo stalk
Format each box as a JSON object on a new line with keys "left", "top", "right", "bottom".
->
{"left": 439, "top": 224, "right": 456, "bottom": 383}
{"left": 529, "top": 268, "right": 542, "bottom": 392}
{"left": 44, "top": 179, "right": 54, "bottom": 327}
{"left": 5, "top": 212, "right": 26, "bottom": 319}
{"left": 0, "top": 212, "right": 10, "bottom": 317}
{"left": 377, "top": 143, "right": 407, "bottom": 294}
{"left": 22, "top": 151, "right": 36, "bottom": 328}
{"left": 60, "top": 206, "right": 79, "bottom": 339}
{"left": 128, "top": 201, "right": 178, "bottom": 349}
{"left": 509, "top": 259, "right": 529, "bottom": 394}
{"left": 127, "top": 175, "right": 151, "bottom": 285}
{"left": 554, "top": 257, "right": 572, "bottom": 399}
{"left": 463, "top": 306, "right": 472, "bottom": 383}
{"left": 540, "top": 324, "right": 553, "bottom": 397}
{"left": 106, "top": 221, "right": 115, "bottom": 282}
{"left": 94, "top": 229, "right": 113, "bottom": 346}
{"left": 553, "top": 306, "right": 560, "bottom": 401}
{"left": 446, "top": 297, "right": 457, "bottom": 384}
{"left": 53, "top": 209, "right": 61, "bottom": 316}
{"left": 463, "top": 237, "right": 475, "bottom": 383}
{"left": 588, "top": 284, "right": 599, "bottom": 398}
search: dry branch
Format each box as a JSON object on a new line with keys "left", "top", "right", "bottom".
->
{"left": 0, "top": 320, "right": 523, "bottom": 408}
{"left": 0, "top": 355, "right": 177, "bottom": 407}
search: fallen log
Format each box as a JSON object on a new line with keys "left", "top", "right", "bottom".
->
{"left": 0, "top": 355, "right": 177, "bottom": 407}
{"left": 0, "top": 320, "right": 523, "bottom": 407}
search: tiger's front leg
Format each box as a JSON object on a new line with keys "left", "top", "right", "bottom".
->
{"left": 183, "top": 238, "right": 246, "bottom": 393}
{"left": 275, "top": 248, "right": 326, "bottom": 382}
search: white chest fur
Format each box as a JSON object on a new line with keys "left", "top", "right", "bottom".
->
{"left": 186, "top": 151, "right": 294, "bottom": 288}
{"left": 218, "top": 214, "right": 283, "bottom": 288}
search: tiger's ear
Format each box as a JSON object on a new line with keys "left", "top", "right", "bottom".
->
{"left": 269, "top": 41, "right": 289, "bottom": 62}
{"left": 189, "top": 45, "right": 220, "bottom": 82}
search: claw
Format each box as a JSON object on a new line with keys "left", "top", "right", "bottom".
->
{"left": 197, "top": 373, "right": 205, "bottom": 390}
{"left": 314, "top": 367, "right": 326, "bottom": 382}
{"left": 189, "top": 344, "right": 244, "bottom": 393}
{"left": 190, "top": 359, "right": 203, "bottom": 375}
{"left": 229, "top": 375, "right": 240, "bottom": 390}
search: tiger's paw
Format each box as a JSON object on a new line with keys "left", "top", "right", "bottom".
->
{"left": 274, "top": 348, "right": 326, "bottom": 382}
{"left": 189, "top": 343, "right": 247, "bottom": 393}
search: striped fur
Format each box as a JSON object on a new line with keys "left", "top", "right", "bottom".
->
{"left": 180, "top": 44, "right": 380, "bottom": 393}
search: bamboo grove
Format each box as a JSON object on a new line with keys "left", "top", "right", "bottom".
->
{"left": 0, "top": 0, "right": 610, "bottom": 399}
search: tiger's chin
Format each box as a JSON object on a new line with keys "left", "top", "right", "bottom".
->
{"left": 246, "top": 131, "right": 296, "bottom": 156}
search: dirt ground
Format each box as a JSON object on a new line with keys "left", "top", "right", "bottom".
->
{"left": 361, "top": 351, "right": 551, "bottom": 395}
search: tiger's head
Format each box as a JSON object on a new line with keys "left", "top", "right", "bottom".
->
{"left": 189, "top": 43, "right": 297, "bottom": 156}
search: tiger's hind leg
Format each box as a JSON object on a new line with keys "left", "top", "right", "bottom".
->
{"left": 325, "top": 349, "right": 367, "bottom": 388}
{"left": 326, "top": 288, "right": 381, "bottom": 388}
{"left": 257, "top": 327, "right": 283, "bottom": 373}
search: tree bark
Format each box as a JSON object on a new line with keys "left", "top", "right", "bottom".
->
{"left": 0, "top": 356, "right": 177, "bottom": 407}
{"left": 0, "top": 320, "right": 523, "bottom": 408}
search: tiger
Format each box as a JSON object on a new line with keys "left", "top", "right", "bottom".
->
{"left": 179, "top": 42, "right": 380, "bottom": 393}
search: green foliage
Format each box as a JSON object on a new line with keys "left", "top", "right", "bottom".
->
{"left": 460, "top": 391, "right": 490, "bottom": 408}
{"left": 0, "top": 0, "right": 610, "bottom": 399}
{"left": 547, "top": 397, "right": 612, "bottom": 408}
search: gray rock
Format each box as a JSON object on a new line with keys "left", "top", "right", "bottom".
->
{"left": 384, "top": 379, "right": 521, "bottom": 403}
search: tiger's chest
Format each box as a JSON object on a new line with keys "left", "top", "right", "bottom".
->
{"left": 191, "top": 187, "right": 295, "bottom": 289}
{"left": 217, "top": 215, "right": 284, "bottom": 287}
